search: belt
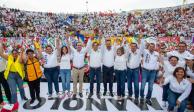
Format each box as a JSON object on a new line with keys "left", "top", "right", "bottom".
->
{"left": 73, "top": 66, "right": 85, "bottom": 70}
{"left": 127, "top": 67, "right": 139, "bottom": 70}
{"left": 90, "top": 67, "right": 101, "bottom": 69}
{"left": 142, "top": 68, "right": 155, "bottom": 71}
{"left": 9, "top": 71, "right": 18, "bottom": 74}
{"left": 103, "top": 65, "right": 113, "bottom": 68}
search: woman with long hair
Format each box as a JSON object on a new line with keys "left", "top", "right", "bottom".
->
{"left": 59, "top": 45, "right": 71, "bottom": 98}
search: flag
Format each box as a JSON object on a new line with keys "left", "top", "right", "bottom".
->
{"left": 47, "top": 37, "right": 55, "bottom": 48}
{"left": 76, "top": 31, "right": 85, "bottom": 43}
{"left": 65, "top": 16, "right": 73, "bottom": 25}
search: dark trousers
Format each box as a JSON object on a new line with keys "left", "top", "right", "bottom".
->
{"left": 103, "top": 65, "right": 113, "bottom": 93}
{"left": 28, "top": 78, "right": 40, "bottom": 100}
{"left": 189, "top": 84, "right": 194, "bottom": 108}
{"left": 0, "top": 71, "right": 11, "bottom": 103}
{"left": 89, "top": 67, "right": 101, "bottom": 94}
{"left": 115, "top": 70, "right": 126, "bottom": 97}
{"left": 162, "top": 83, "right": 169, "bottom": 101}
{"left": 44, "top": 67, "right": 59, "bottom": 95}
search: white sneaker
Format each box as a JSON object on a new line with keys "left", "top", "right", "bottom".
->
{"left": 117, "top": 96, "right": 121, "bottom": 100}
{"left": 3, "top": 104, "right": 14, "bottom": 110}
{"left": 67, "top": 92, "right": 71, "bottom": 98}
{"left": 48, "top": 94, "right": 52, "bottom": 98}
{"left": 56, "top": 92, "right": 61, "bottom": 97}
{"left": 121, "top": 96, "right": 125, "bottom": 100}
{"left": 162, "top": 101, "right": 167, "bottom": 107}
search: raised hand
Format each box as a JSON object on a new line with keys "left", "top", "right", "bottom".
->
{"left": 20, "top": 47, "right": 25, "bottom": 53}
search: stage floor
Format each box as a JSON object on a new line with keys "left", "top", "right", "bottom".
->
{"left": 15, "top": 83, "right": 191, "bottom": 112}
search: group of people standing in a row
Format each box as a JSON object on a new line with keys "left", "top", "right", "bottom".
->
{"left": 0, "top": 36, "right": 193, "bottom": 112}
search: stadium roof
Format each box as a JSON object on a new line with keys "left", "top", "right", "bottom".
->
{"left": 1, "top": 0, "right": 194, "bottom": 13}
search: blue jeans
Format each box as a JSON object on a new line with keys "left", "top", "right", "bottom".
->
{"left": 140, "top": 68, "right": 157, "bottom": 99}
{"left": 44, "top": 67, "right": 59, "bottom": 95}
{"left": 89, "top": 67, "right": 101, "bottom": 94}
{"left": 115, "top": 70, "right": 126, "bottom": 97}
{"left": 162, "top": 83, "right": 169, "bottom": 101}
{"left": 168, "top": 89, "right": 187, "bottom": 112}
{"left": 7, "top": 72, "right": 26, "bottom": 104}
{"left": 60, "top": 69, "right": 71, "bottom": 92}
{"left": 127, "top": 67, "right": 139, "bottom": 98}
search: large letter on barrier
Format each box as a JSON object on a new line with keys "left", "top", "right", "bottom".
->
{"left": 23, "top": 97, "right": 46, "bottom": 110}
{"left": 86, "top": 98, "right": 107, "bottom": 111}
{"left": 108, "top": 98, "right": 127, "bottom": 111}
{"left": 63, "top": 98, "right": 84, "bottom": 110}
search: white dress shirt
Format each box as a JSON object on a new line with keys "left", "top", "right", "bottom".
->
{"left": 142, "top": 49, "right": 159, "bottom": 70}
{"left": 71, "top": 39, "right": 91, "bottom": 68}
{"left": 163, "top": 76, "right": 191, "bottom": 102}
{"left": 163, "top": 61, "right": 184, "bottom": 78}
{"left": 114, "top": 54, "right": 127, "bottom": 70}
{"left": 42, "top": 50, "right": 58, "bottom": 68}
{"left": 60, "top": 54, "right": 71, "bottom": 69}
{"left": 0, "top": 57, "right": 6, "bottom": 72}
{"left": 186, "top": 66, "right": 194, "bottom": 79}
{"left": 102, "top": 46, "right": 115, "bottom": 67}
{"left": 88, "top": 49, "right": 102, "bottom": 68}
{"left": 126, "top": 49, "right": 142, "bottom": 69}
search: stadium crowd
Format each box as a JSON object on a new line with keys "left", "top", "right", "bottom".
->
{"left": 0, "top": 3, "right": 193, "bottom": 39}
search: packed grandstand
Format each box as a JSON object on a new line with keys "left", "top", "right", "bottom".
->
{"left": 0, "top": 3, "right": 193, "bottom": 41}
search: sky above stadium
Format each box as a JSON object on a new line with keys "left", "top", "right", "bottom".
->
{"left": 1, "top": 0, "right": 194, "bottom": 13}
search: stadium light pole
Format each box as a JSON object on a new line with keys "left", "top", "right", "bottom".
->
{"left": 86, "top": 0, "right": 89, "bottom": 13}
{"left": 181, "top": 0, "right": 187, "bottom": 15}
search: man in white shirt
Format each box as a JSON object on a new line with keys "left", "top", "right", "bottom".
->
{"left": 88, "top": 41, "right": 102, "bottom": 99}
{"left": 70, "top": 39, "right": 91, "bottom": 99}
{"left": 42, "top": 38, "right": 60, "bottom": 98}
{"left": 126, "top": 42, "right": 143, "bottom": 104}
{"left": 102, "top": 38, "right": 115, "bottom": 97}
{"left": 140, "top": 43, "right": 160, "bottom": 105}
{"left": 0, "top": 53, "right": 11, "bottom": 105}
{"left": 167, "top": 42, "right": 192, "bottom": 65}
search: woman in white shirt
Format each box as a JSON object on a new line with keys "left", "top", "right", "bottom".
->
{"left": 185, "top": 56, "right": 194, "bottom": 109}
{"left": 59, "top": 45, "right": 71, "bottom": 97}
{"left": 162, "top": 67, "right": 191, "bottom": 112}
{"left": 114, "top": 47, "right": 127, "bottom": 100}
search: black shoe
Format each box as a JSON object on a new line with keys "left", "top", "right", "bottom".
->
{"left": 30, "top": 99, "right": 35, "bottom": 104}
{"left": 23, "top": 96, "right": 28, "bottom": 101}
{"left": 103, "top": 92, "right": 106, "bottom": 96}
{"left": 88, "top": 93, "right": 93, "bottom": 98}
{"left": 37, "top": 97, "right": 41, "bottom": 102}
{"left": 146, "top": 99, "right": 152, "bottom": 105}
{"left": 110, "top": 93, "right": 114, "bottom": 97}
{"left": 97, "top": 93, "right": 101, "bottom": 99}
{"left": 127, "top": 96, "right": 132, "bottom": 100}
{"left": 140, "top": 98, "right": 144, "bottom": 103}
{"left": 134, "top": 98, "right": 139, "bottom": 104}
{"left": 72, "top": 94, "right": 76, "bottom": 99}
{"left": 79, "top": 93, "right": 83, "bottom": 98}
